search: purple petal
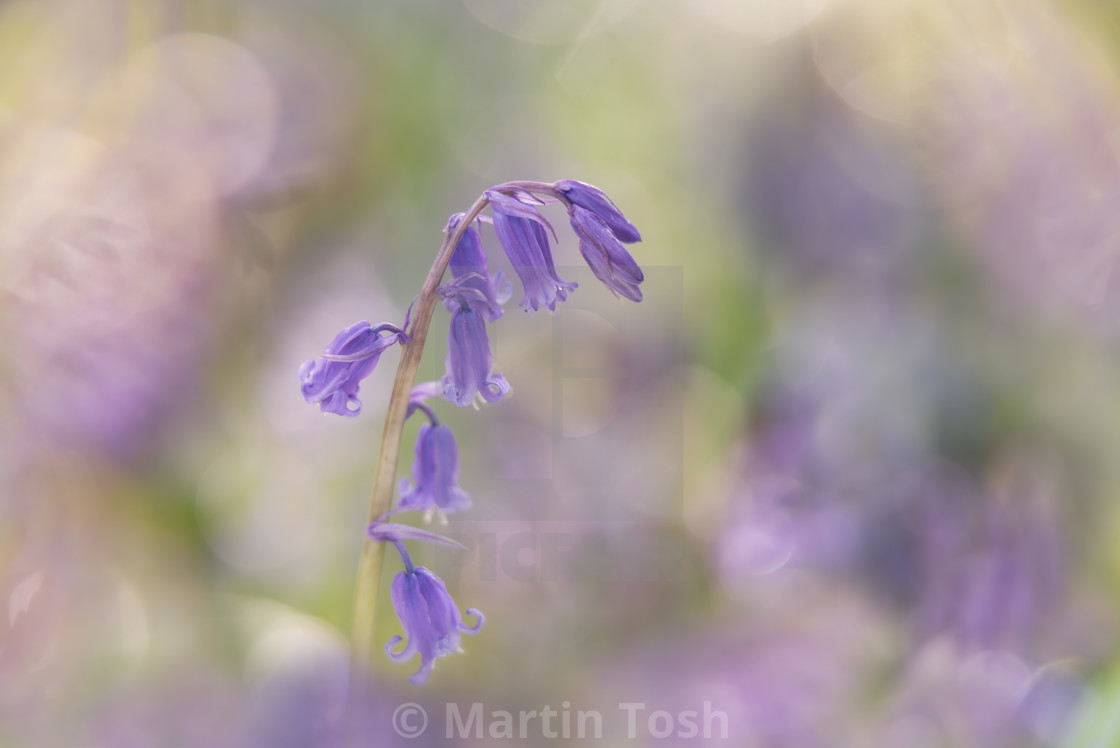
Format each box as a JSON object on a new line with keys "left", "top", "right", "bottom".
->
{"left": 444, "top": 214, "right": 507, "bottom": 321}
{"left": 461, "top": 608, "right": 485, "bottom": 634}
{"left": 490, "top": 206, "right": 576, "bottom": 312}
{"left": 385, "top": 634, "right": 414, "bottom": 664}
{"left": 442, "top": 304, "right": 509, "bottom": 407}
{"left": 556, "top": 179, "right": 642, "bottom": 243}
{"left": 397, "top": 423, "right": 472, "bottom": 512}
{"left": 486, "top": 190, "right": 556, "bottom": 238}
{"left": 410, "top": 381, "right": 443, "bottom": 403}
{"left": 299, "top": 320, "right": 405, "bottom": 416}
{"left": 569, "top": 207, "right": 644, "bottom": 302}
{"left": 384, "top": 566, "right": 482, "bottom": 685}
{"left": 368, "top": 520, "right": 468, "bottom": 550}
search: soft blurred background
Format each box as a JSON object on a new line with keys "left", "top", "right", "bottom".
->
{"left": 3, "top": 0, "right": 1120, "bottom": 745}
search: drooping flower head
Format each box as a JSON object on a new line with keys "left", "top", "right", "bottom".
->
{"left": 568, "top": 206, "right": 645, "bottom": 301}
{"left": 554, "top": 180, "right": 642, "bottom": 242}
{"left": 387, "top": 566, "right": 484, "bottom": 685}
{"left": 298, "top": 321, "right": 407, "bottom": 416}
{"left": 445, "top": 213, "right": 510, "bottom": 322}
{"left": 554, "top": 180, "right": 644, "bottom": 302}
{"left": 487, "top": 189, "right": 577, "bottom": 312}
{"left": 368, "top": 522, "right": 483, "bottom": 686}
{"left": 439, "top": 283, "right": 510, "bottom": 407}
{"left": 399, "top": 422, "right": 471, "bottom": 513}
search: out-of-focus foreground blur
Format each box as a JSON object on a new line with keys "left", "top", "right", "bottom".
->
{"left": 3, "top": 0, "right": 1120, "bottom": 746}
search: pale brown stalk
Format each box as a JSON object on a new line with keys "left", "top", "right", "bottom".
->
{"left": 346, "top": 193, "right": 491, "bottom": 707}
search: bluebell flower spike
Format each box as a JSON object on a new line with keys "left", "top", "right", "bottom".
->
{"left": 300, "top": 177, "right": 643, "bottom": 687}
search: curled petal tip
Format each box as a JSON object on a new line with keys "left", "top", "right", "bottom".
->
{"left": 386, "top": 635, "right": 413, "bottom": 662}
{"left": 462, "top": 608, "right": 485, "bottom": 633}
{"left": 408, "top": 667, "right": 433, "bottom": 686}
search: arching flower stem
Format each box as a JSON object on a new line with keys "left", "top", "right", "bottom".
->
{"left": 347, "top": 191, "right": 490, "bottom": 710}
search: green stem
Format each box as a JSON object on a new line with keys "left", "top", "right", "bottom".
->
{"left": 346, "top": 192, "right": 492, "bottom": 708}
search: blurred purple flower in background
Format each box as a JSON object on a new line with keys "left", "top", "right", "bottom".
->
{"left": 738, "top": 88, "right": 922, "bottom": 289}
{"left": 0, "top": 28, "right": 359, "bottom": 466}
{"left": 909, "top": 8, "right": 1120, "bottom": 331}
{"left": 0, "top": 138, "right": 226, "bottom": 463}
{"left": 914, "top": 470, "right": 1066, "bottom": 653}
{"left": 601, "top": 590, "right": 887, "bottom": 747}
